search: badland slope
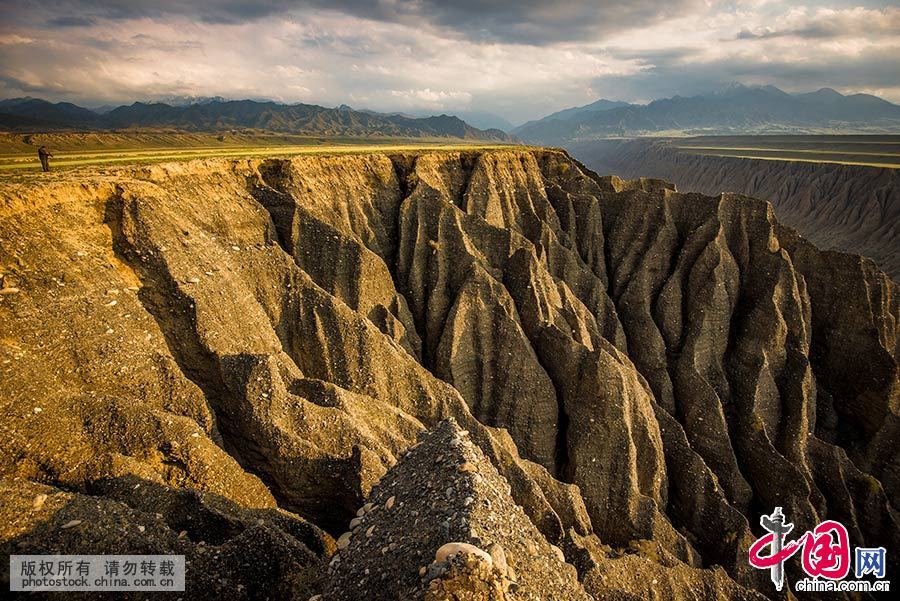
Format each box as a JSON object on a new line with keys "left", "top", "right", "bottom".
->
{"left": 0, "top": 148, "right": 896, "bottom": 599}
{"left": 571, "top": 139, "right": 900, "bottom": 280}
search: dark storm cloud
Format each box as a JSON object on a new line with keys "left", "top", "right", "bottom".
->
{"left": 1, "top": 0, "right": 299, "bottom": 27}
{"left": 4, "top": 0, "right": 703, "bottom": 45}
{"left": 1, "top": 0, "right": 898, "bottom": 120}
{"left": 605, "top": 47, "right": 700, "bottom": 64}
{"left": 44, "top": 16, "right": 97, "bottom": 28}
{"left": 314, "top": 0, "right": 707, "bottom": 44}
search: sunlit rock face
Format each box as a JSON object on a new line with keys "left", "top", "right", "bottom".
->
{"left": 1, "top": 148, "right": 896, "bottom": 599}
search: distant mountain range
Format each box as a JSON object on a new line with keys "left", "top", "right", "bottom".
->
{"left": 6, "top": 84, "right": 899, "bottom": 144}
{"left": 413, "top": 109, "right": 515, "bottom": 133}
{"left": 513, "top": 84, "right": 900, "bottom": 144}
{"left": 349, "top": 106, "right": 515, "bottom": 133}
{"left": 516, "top": 99, "right": 630, "bottom": 130}
{"left": 0, "top": 97, "right": 513, "bottom": 142}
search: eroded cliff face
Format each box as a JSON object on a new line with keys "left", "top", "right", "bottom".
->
{"left": 571, "top": 139, "right": 900, "bottom": 280}
{"left": 0, "top": 149, "right": 897, "bottom": 600}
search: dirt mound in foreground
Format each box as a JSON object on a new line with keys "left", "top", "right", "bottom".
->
{"left": 324, "top": 418, "right": 591, "bottom": 600}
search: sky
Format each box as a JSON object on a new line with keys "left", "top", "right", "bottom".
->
{"left": 1, "top": 1, "right": 899, "bottom": 124}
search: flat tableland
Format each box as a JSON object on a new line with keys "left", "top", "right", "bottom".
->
{"left": 673, "top": 134, "right": 900, "bottom": 168}
{"left": 0, "top": 130, "right": 519, "bottom": 174}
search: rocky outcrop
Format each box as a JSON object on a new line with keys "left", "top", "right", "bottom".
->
{"left": 1, "top": 148, "right": 897, "bottom": 599}
{"left": 0, "top": 479, "right": 331, "bottom": 600}
{"left": 323, "top": 418, "right": 591, "bottom": 600}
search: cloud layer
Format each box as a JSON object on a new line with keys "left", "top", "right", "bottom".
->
{"left": 1, "top": 1, "right": 898, "bottom": 123}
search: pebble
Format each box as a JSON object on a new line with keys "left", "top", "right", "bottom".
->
{"left": 434, "top": 542, "right": 493, "bottom": 568}
{"left": 487, "top": 543, "right": 508, "bottom": 576}
{"left": 336, "top": 532, "right": 352, "bottom": 550}
{"left": 60, "top": 520, "right": 82, "bottom": 529}
{"left": 33, "top": 494, "right": 47, "bottom": 509}
{"left": 366, "top": 525, "right": 376, "bottom": 538}
{"left": 458, "top": 462, "right": 478, "bottom": 473}
{"left": 385, "top": 496, "right": 395, "bottom": 509}
{"left": 550, "top": 544, "right": 565, "bottom": 563}
{"left": 349, "top": 517, "right": 362, "bottom": 529}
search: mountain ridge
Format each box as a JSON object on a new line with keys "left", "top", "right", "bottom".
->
{"left": 515, "top": 98, "right": 631, "bottom": 130}
{"left": 0, "top": 97, "right": 513, "bottom": 141}
{"left": 514, "top": 84, "right": 900, "bottom": 143}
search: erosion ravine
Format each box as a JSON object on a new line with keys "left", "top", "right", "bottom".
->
{"left": 570, "top": 138, "right": 900, "bottom": 281}
{"left": 1, "top": 148, "right": 897, "bottom": 600}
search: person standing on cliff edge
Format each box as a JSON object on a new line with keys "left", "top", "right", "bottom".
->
{"left": 38, "top": 145, "right": 52, "bottom": 172}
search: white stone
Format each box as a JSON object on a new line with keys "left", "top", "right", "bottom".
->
{"left": 434, "top": 542, "right": 493, "bottom": 568}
